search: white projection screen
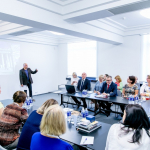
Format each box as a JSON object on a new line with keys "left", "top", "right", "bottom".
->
{"left": 0, "top": 41, "right": 20, "bottom": 75}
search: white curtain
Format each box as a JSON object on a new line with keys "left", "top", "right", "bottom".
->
{"left": 67, "top": 41, "right": 97, "bottom": 77}
{"left": 141, "top": 34, "right": 150, "bottom": 81}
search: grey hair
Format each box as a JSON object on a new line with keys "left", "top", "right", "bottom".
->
{"left": 23, "top": 63, "right": 27, "bottom": 67}
{"left": 107, "top": 76, "right": 112, "bottom": 79}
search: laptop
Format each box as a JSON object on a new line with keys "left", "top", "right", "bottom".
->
{"left": 65, "top": 85, "right": 76, "bottom": 94}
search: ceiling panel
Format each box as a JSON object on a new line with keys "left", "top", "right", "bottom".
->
{"left": 109, "top": 10, "right": 150, "bottom": 27}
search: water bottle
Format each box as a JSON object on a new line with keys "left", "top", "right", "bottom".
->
{"left": 135, "top": 96, "right": 139, "bottom": 104}
{"left": 81, "top": 107, "right": 85, "bottom": 118}
{"left": 82, "top": 90, "right": 87, "bottom": 97}
{"left": 128, "top": 95, "right": 132, "bottom": 104}
{"left": 85, "top": 108, "right": 88, "bottom": 117}
{"left": 67, "top": 110, "right": 71, "bottom": 122}
{"left": 131, "top": 95, "right": 135, "bottom": 104}
{"left": 26, "top": 98, "right": 30, "bottom": 109}
{"left": 29, "top": 97, "right": 33, "bottom": 107}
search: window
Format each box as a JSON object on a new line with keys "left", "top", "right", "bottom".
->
{"left": 141, "top": 34, "right": 150, "bottom": 80}
{"left": 67, "top": 41, "right": 97, "bottom": 77}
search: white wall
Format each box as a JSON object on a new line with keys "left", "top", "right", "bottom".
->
{"left": 97, "top": 35, "right": 142, "bottom": 84}
{"left": 57, "top": 43, "right": 68, "bottom": 85}
{"left": 0, "top": 39, "right": 58, "bottom": 100}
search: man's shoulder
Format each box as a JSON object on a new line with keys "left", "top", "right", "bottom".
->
{"left": 103, "top": 82, "right": 107, "bottom": 85}
{"left": 112, "top": 82, "right": 117, "bottom": 86}
{"left": 20, "top": 68, "right": 24, "bottom": 71}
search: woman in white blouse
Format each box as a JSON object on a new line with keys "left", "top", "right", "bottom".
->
{"left": 140, "top": 75, "right": 150, "bottom": 100}
{"left": 105, "top": 104, "right": 150, "bottom": 150}
{"left": 71, "top": 72, "right": 79, "bottom": 86}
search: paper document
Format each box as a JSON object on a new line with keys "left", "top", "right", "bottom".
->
{"left": 95, "top": 95, "right": 104, "bottom": 98}
{"left": 80, "top": 136, "right": 94, "bottom": 145}
{"left": 53, "top": 91, "right": 62, "bottom": 93}
{"left": 20, "top": 85, "right": 27, "bottom": 91}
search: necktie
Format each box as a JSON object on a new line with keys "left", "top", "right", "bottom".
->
{"left": 80, "top": 80, "right": 84, "bottom": 91}
{"left": 107, "top": 84, "right": 109, "bottom": 90}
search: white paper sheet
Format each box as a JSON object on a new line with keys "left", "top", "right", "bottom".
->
{"left": 20, "top": 85, "right": 28, "bottom": 91}
{"left": 95, "top": 95, "right": 104, "bottom": 98}
{"left": 80, "top": 136, "right": 94, "bottom": 145}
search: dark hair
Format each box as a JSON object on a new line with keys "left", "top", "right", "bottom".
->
{"left": 107, "top": 75, "right": 112, "bottom": 79}
{"left": 13, "top": 91, "right": 27, "bottom": 103}
{"left": 105, "top": 74, "right": 109, "bottom": 77}
{"left": 121, "top": 104, "right": 150, "bottom": 144}
{"left": 129, "top": 76, "right": 135, "bottom": 84}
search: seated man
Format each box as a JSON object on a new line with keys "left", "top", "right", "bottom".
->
{"left": 72, "top": 72, "right": 91, "bottom": 109}
{"left": 97, "top": 76, "right": 117, "bottom": 116}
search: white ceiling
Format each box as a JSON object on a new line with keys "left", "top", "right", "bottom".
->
{"left": 109, "top": 9, "right": 150, "bottom": 28}
{"left": 48, "top": 0, "right": 82, "bottom": 5}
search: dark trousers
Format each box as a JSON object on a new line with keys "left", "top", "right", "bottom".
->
{"left": 24, "top": 80, "right": 32, "bottom": 97}
{"left": 71, "top": 96, "right": 87, "bottom": 108}
{"left": 99, "top": 101, "right": 111, "bottom": 110}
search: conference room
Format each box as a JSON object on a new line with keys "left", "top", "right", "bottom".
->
{"left": 0, "top": 0, "right": 150, "bottom": 150}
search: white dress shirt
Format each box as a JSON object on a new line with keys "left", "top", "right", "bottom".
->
{"left": 71, "top": 77, "right": 79, "bottom": 86}
{"left": 105, "top": 124, "right": 150, "bottom": 150}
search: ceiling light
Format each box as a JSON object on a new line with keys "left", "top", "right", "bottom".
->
{"left": 49, "top": 31, "right": 65, "bottom": 35}
{"left": 140, "top": 9, "right": 150, "bottom": 19}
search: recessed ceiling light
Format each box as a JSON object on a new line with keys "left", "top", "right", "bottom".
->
{"left": 49, "top": 31, "right": 65, "bottom": 35}
{"left": 140, "top": 9, "right": 150, "bottom": 19}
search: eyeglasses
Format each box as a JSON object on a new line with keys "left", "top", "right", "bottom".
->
{"left": 106, "top": 80, "right": 111, "bottom": 81}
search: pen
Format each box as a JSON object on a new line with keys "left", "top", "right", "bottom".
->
{"left": 83, "top": 138, "right": 87, "bottom": 144}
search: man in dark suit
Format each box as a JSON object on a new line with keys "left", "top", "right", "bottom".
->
{"left": 72, "top": 72, "right": 91, "bottom": 109}
{"left": 97, "top": 76, "right": 117, "bottom": 116}
{"left": 20, "top": 63, "right": 38, "bottom": 97}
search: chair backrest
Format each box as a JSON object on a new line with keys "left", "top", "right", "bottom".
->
{"left": 117, "top": 90, "right": 122, "bottom": 97}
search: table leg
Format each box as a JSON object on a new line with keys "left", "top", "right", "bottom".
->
{"left": 60, "top": 94, "right": 65, "bottom": 107}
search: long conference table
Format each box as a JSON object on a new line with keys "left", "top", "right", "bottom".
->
{"left": 52, "top": 90, "right": 150, "bottom": 150}
{"left": 54, "top": 91, "right": 135, "bottom": 115}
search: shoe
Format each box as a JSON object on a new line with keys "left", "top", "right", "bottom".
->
{"left": 105, "top": 109, "right": 112, "bottom": 117}
{"left": 32, "top": 98, "right": 36, "bottom": 102}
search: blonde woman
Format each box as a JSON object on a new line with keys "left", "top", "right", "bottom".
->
{"left": 17, "top": 99, "right": 58, "bottom": 150}
{"left": 115, "top": 75, "right": 123, "bottom": 92}
{"left": 30, "top": 105, "right": 73, "bottom": 150}
{"left": 71, "top": 72, "right": 79, "bottom": 86}
{"left": 92, "top": 75, "right": 104, "bottom": 110}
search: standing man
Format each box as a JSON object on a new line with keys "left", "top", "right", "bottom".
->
{"left": 72, "top": 72, "right": 91, "bottom": 109}
{"left": 20, "top": 63, "right": 38, "bottom": 98}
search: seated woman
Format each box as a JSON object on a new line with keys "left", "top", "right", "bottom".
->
{"left": 103, "top": 74, "right": 109, "bottom": 82}
{"left": 92, "top": 75, "right": 104, "bottom": 110}
{"left": 121, "top": 76, "right": 138, "bottom": 114}
{"left": 105, "top": 104, "right": 150, "bottom": 150}
{"left": 17, "top": 99, "right": 58, "bottom": 150}
{"left": 0, "top": 91, "right": 28, "bottom": 149}
{"left": 30, "top": 105, "right": 73, "bottom": 150}
{"left": 140, "top": 75, "right": 150, "bottom": 100}
{"left": 115, "top": 75, "right": 123, "bottom": 93}
{"left": 71, "top": 72, "right": 79, "bottom": 86}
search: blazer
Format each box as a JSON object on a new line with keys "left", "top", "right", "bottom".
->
{"left": 77, "top": 78, "right": 91, "bottom": 91}
{"left": 19, "top": 68, "right": 37, "bottom": 85}
{"left": 100, "top": 82, "right": 117, "bottom": 97}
